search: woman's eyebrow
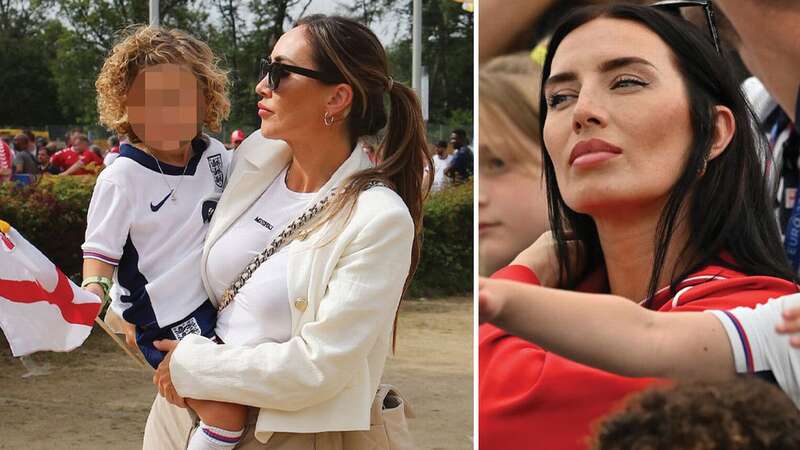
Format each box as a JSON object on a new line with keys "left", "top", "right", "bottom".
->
{"left": 545, "top": 56, "right": 657, "bottom": 88}
{"left": 271, "top": 55, "right": 297, "bottom": 65}
{"left": 597, "top": 56, "right": 657, "bottom": 73}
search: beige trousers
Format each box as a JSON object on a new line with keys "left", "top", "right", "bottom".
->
{"left": 142, "top": 395, "right": 343, "bottom": 450}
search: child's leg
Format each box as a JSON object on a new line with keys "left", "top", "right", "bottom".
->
{"left": 185, "top": 398, "right": 248, "bottom": 450}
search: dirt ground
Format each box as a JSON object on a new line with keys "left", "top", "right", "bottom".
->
{"left": 0, "top": 297, "right": 473, "bottom": 450}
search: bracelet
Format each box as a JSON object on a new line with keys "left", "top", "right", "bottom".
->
{"left": 81, "top": 276, "right": 112, "bottom": 300}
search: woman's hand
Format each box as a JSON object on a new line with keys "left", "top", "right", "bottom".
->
{"left": 152, "top": 339, "right": 187, "bottom": 408}
{"left": 776, "top": 306, "right": 800, "bottom": 348}
{"left": 478, "top": 277, "right": 536, "bottom": 327}
{"left": 510, "top": 231, "right": 583, "bottom": 288}
{"left": 479, "top": 277, "right": 508, "bottom": 324}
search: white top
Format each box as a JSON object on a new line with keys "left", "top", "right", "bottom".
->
{"left": 708, "top": 294, "right": 800, "bottom": 408}
{"left": 207, "top": 166, "right": 315, "bottom": 346}
{"left": 432, "top": 153, "right": 454, "bottom": 192}
{"left": 82, "top": 137, "right": 232, "bottom": 329}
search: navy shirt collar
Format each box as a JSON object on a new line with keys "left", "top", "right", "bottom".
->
{"left": 120, "top": 136, "right": 208, "bottom": 176}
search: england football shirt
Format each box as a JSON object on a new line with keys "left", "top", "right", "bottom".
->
{"left": 708, "top": 294, "right": 800, "bottom": 408}
{"left": 82, "top": 136, "right": 232, "bottom": 330}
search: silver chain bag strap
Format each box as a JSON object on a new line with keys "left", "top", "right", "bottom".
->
{"left": 217, "top": 180, "right": 386, "bottom": 311}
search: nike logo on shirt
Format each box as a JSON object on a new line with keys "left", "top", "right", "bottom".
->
{"left": 150, "top": 191, "right": 173, "bottom": 212}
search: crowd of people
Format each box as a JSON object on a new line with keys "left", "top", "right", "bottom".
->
{"left": 360, "top": 126, "right": 474, "bottom": 193}
{"left": 0, "top": 128, "right": 250, "bottom": 185}
{"left": 478, "top": 0, "right": 800, "bottom": 449}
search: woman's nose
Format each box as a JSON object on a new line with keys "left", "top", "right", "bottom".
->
{"left": 255, "top": 77, "right": 272, "bottom": 98}
{"left": 571, "top": 92, "right": 608, "bottom": 133}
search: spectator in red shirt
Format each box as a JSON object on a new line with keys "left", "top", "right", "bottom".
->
{"left": 478, "top": 5, "right": 798, "bottom": 450}
{"left": 54, "top": 134, "right": 103, "bottom": 176}
{"left": 229, "top": 128, "right": 245, "bottom": 149}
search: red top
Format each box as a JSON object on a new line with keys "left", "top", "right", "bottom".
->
{"left": 479, "top": 262, "right": 799, "bottom": 450}
{"left": 51, "top": 147, "right": 103, "bottom": 175}
{"left": 80, "top": 149, "right": 104, "bottom": 167}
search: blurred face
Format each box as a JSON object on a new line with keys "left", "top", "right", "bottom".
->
{"left": 37, "top": 148, "right": 48, "bottom": 164}
{"left": 478, "top": 104, "right": 549, "bottom": 276}
{"left": 13, "top": 136, "right": 27, "bottom": 151}
{"left": 126, "top": 64, "right": 204, "bottom": 152}
{"left": 542, "top": 18, "right": 693, "bottom": 217}
{"left": 256, "top": 26, "right": 335, "bottom": 143}
{"left": 450, "top": 132, "right": 463, "bottom": 148}
{"left": 73, "top": 139, "right": 89, "bottom": 153}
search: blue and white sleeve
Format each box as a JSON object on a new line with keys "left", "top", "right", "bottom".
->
{"left": 707, "top": 294, "right": 800, "bottom": 408}
{"left": 81, "top": 178, "right": 133, "bottom": 266}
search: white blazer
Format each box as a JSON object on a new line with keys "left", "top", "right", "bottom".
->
{"left": 169, "top": 131, "right": 414, "bottom": 443}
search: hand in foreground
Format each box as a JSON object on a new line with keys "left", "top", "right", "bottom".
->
{"left": 478, "top": 277, "right": 530, "bottom": 326}
{"left": 510, "top": 230, "right": 583, "bottom": 288}
{"left": 152, "top": 339, "right": 187, "bottom": 408}
{"left": 776, "top": 306, "right": 800, "bottom": 348}
{"left": 121, "top": 320, "right": 138, "bottom": 351}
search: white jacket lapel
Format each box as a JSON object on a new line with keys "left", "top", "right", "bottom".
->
{"left": 206, "top": 132, "right": 291, "bottom": 248}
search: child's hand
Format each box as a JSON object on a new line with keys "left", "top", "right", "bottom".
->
{"left": 82, "top": 284, "right": 106, "bottom": 301}
{"left": 776, "top": 306, "right": 800, "bottom": 348}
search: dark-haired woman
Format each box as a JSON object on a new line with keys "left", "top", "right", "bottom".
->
{"left": 478, "top": 4, "right": 798, "bottom": 450}
{"left": 143, "top": 15, "right": 429, "bottom": 450}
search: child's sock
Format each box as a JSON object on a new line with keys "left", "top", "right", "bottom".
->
{"left": 186, "top": 421, "right": 244, "bottom": 450}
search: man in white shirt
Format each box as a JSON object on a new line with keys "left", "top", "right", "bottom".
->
{"left": 431, "top": 140, "right": 453, "bottom": 192}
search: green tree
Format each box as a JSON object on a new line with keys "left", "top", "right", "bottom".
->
{"left": 0, "top": 1, "right": 67, "bottom": 126}
{"left": 387, "top": 0, "right": 473, "bottom": 131}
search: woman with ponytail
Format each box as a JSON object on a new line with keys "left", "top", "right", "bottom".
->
{"left": 143, "top": 14, "right": 430, "bottom": 450}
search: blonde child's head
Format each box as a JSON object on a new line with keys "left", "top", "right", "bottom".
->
{"left": 96, "top": 26, "right": 230, "bottom": 144}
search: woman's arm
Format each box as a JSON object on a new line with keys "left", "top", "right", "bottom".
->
{"left": 168, "top": 191, "right": 414, "bottom": 411}
{"left": 479, "top": 277, "right": 736, "bottom": 380}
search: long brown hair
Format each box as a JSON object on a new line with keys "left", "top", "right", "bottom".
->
{"left": 295, "top": 15, "right": 432, "bottom": 344}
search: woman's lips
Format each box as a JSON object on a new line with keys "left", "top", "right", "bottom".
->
{"left": 569, "top": 138, "right": 623, "bottom": 167}
{"left": 257, "top": 103, "right": 272, "bottom": 118}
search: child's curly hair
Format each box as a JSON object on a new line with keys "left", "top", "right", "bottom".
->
{"left": 590, "top": 378, "right": 800, "bottom": 450}
{"left": 96, "top": 26, "right": 230, "bottom": 141}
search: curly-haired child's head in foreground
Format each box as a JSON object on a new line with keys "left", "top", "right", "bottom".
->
{"left": 591, "top": 378, "right": 800, "bottom": 450}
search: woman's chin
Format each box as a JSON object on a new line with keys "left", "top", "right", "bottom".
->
{"left": 259, "top": 121, "right": 278, "bottom": 140}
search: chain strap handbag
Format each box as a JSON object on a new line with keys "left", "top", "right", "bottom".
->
{"left": 217, "top": 180, "right": 416, "bottom": 450}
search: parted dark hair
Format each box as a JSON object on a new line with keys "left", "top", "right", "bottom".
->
{"left": 590, "top": 378, "right": 800, "bottom": 450}
{"left": 294, "top": 15, "right": 431, "bottom": 344}
{"left": 538, "top": 4, "right": 797, "bottom": 301}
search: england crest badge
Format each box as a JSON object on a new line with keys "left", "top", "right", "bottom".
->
{"left": 207, "top": 154, "right": 224, "bottom": 191}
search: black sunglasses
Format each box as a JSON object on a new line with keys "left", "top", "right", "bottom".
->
{"left": 651, "top": 0, "right": 722, "bottom": 54}
{"left": 259, "top": 57, "right": 342, "bottom": 91}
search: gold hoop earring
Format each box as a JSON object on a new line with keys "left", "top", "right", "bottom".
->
{"left": 324, "top": 111, "right": 334, "bottom": 127}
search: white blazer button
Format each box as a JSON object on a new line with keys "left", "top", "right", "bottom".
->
{"left": 294, "top": 297, "right": 308, "bottom": 312}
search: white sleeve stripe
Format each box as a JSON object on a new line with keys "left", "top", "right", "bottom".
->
{"left": 719, "top": 310, "right": 755, "bottom": 373}
{"left": 706, "top": 310, "right": 752, "bottom": 374}
{"left": 83, "top": 251, "right": 120, "bottom": 266}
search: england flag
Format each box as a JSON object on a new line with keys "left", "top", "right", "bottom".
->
{"left": 0, "top": 220, "right": 102, "bottom": 356}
